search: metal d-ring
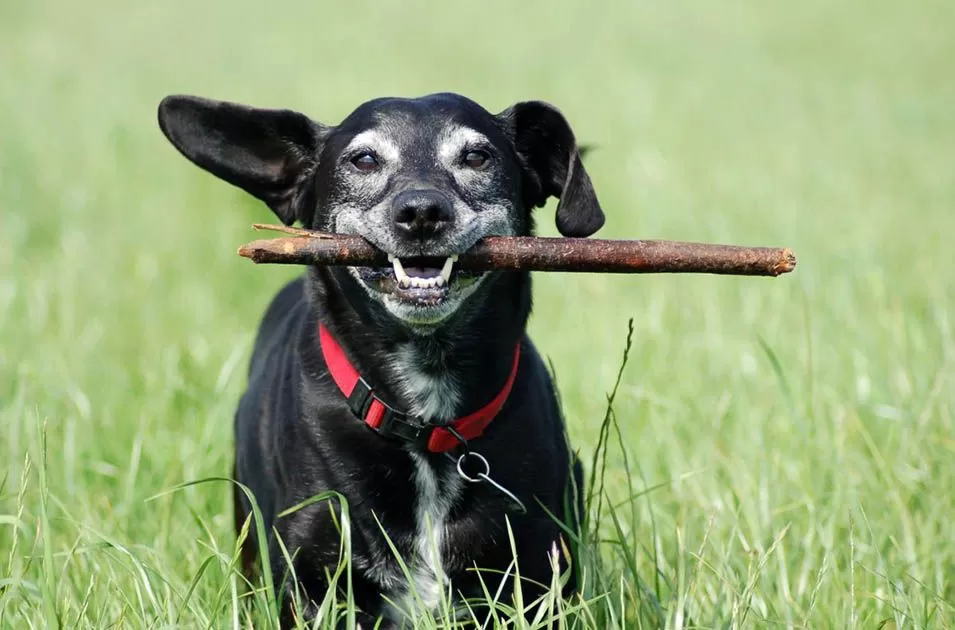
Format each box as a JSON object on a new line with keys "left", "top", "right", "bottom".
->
{"left": 454, "top": 451, "right": 527, "bottom": 513}
{"left": 456, "top": 451, "right": 489, "bottom": 483}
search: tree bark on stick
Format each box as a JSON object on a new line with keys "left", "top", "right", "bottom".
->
{"left": 236, "top": 224, "right": 797, "bottom": 277}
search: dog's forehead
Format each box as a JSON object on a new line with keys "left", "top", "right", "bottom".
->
{"left": 333, "top": 93, "right": 505, "bottom": 151}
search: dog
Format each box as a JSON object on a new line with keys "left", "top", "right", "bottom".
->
{"left": 157, "top": 92, "right": 605, "bottom": 627}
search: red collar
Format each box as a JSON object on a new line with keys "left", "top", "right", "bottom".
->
{"left": 318, "top": 323, "right": 521, "bottom": 453}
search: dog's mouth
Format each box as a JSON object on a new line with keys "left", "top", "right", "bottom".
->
{"left": 354, "top": 254, "right": 485, "bottom": 307}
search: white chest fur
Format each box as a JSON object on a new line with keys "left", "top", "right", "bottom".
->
{"left": 380, "top": 344, "right": 465, "bottom": 617}
{"left": 390, "top": 343, "right": 461, "bottom": 422}
{"left": 386, "top": 451, "right": 463, "bottom": 615}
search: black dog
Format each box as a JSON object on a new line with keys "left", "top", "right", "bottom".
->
{"left": 157, "top": 92, "right": 604, "bottom": 627}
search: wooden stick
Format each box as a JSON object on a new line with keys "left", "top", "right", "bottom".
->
{"left": 237, "top": 224, "right": 797, "bottom": 277}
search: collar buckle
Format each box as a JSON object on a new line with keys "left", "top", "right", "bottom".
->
{"left": 346, "top": 376, "right": 431, "bottom": 448}
{"left": 377, "top": 411, "right": 430, "bottom": 448}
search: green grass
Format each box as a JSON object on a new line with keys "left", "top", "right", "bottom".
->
{"left": 2, "top": 0, "right": 955, "bottom": 626}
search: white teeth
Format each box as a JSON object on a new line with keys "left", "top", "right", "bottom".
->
{"left": 440, "top": 257, "right": 455, "bottom": 284}
{"left": 390, "top": 256, "right": 456, "bottom": 290}
{"left": 392, "top": 257, "right": 411, "bottom": 288}
{"left": 407, "top": 277, "right": 435, "bottom": 289}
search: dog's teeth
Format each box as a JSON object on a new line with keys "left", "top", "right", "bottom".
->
{"left": 387, "top": 253, "right": 395, "bottom": 262}
{"left": 394, "top": 260, "right": 450, "bottom": 291}
{"left": 392, "top": 257, "right": 410, "bottom": 288}
{"left": 406, "top": 276, "right": 440, "bottom": 289}
{"left": 392, "top": 257, "right": 405, "bottom": 275}
{"left": 440, "top": 257, "right": 455, "bottom": 284}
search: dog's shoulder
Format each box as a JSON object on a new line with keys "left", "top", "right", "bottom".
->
{"left": 247, "top": 276, "right": 309, "bottom": 378}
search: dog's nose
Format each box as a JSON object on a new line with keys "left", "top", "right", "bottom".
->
{"left": 392, "top": 190, "right": 453, "bottom": 238}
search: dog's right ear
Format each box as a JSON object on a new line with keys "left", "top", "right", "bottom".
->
{"left": 157, "top": 95, "right": 327, "bottom": 225}
{"left": 497, "top": 101, "right": 605, "bottom": 238}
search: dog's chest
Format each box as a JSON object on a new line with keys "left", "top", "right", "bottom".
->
{"left": 366, "top": 452, "right": 463, "bottom": 619}
{"left": 389, "top": 343, "right": 461, "bottom": 422}
{"left": 375, "top": 344, "right": 469, "bottom": 615}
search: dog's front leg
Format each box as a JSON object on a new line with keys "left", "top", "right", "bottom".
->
{"left": 272, "top": 565, "right": 386, "bottom": 630}
{"left": 269, "top": 544, "right": 322, "bottom": 629}
{"left": 268, "top": 529, "right": 385, "bottom": 630}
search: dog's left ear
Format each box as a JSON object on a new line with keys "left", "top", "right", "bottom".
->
{"left": 157, "top": 95, "right": 327, "bottom": 226}
{"left": 498, "top": 101, "right": 605, "bottom": 237}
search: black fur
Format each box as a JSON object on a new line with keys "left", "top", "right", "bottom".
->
{"left": 158, "top": 92, "right": 603, "bottom": 628}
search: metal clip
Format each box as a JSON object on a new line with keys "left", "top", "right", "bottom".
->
{"left": 453, "top": 451, "right": 527, "bottom": 514}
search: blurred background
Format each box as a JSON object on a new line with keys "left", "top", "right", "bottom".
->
{"left": 2, "top": 0, "right": 953, "bottom": 626}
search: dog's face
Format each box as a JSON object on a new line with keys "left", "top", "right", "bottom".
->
{"left": 315, "top": 96, "right": 531, "bottom": 325}
{"left": 158, "top": 93, "right": 603, "bottom": 327}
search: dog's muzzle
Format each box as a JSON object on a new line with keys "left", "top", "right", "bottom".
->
{"left": 349, "top": 189, "right": 490, "bottom": 314}
{"left": 353, "top": 253, "right": 485, "bottom": 308}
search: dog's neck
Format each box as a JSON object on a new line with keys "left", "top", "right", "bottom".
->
{"left": 384, "top": 337, "right": 463, "bottom": 421}
{"left": 310, "top": 268, "right": 530, "bottom": 424}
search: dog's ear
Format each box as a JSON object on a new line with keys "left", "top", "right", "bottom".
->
{"left": 157, "top": 95, "right": 327, "bottom": 226}
{"left": 498, "top": 101, "right": 605, "bottom": 237}
{"left": 577, "top": 144, "right": 596, "bottom": 160}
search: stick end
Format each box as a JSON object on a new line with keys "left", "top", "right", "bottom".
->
{"left": 773, "top": 249, "right": 797, "bottom": 275}
{"left": 236, "top": 245, "right": 257, "bottom": 261}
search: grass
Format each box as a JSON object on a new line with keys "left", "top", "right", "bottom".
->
{"left": 2, "top": 0, "right": 955, "bottom": 626}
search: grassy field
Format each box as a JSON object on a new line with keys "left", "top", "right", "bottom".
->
{"left": 2, "top": 0, "right": 954, "bottom": 626}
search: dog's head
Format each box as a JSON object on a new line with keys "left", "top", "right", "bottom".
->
{"left": 158, "top": 92, "right": 603, "bottom": 327}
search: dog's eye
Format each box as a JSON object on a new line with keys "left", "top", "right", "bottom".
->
{"left": 462, "top": 150, "right": 490, "bottom": 170}
{"left": 351, "top": 152, "right": 379, "bottom": 172}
